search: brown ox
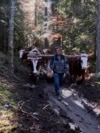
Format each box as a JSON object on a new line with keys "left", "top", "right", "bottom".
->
{"left": 68, "top": 54, "right": 88, "bottom": 84}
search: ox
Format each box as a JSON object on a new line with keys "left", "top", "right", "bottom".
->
{"left": 19, "top": 47, "right": 42, "bottom": 82}
{"left": 19, "top": 47, "right": 43, "bottom": 74}
{"left": 19, "top": 47, "right": 53, "bottom": 82}
{"left": 68, "top": 53, "right": 88, "bottom": 84}
{"left": 27, "top": 48, "right": 54, "bottom": 83}
{"left": 27, "top": 47, "right": 53, "bottom": 75}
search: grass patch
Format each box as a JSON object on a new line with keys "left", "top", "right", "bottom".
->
{"left": 0, "top": 86, "right": 17, "bottom": 109}
{"left": 94, "top": 72, "right": 100, "bottom": 79}
{"left": 95, "top": 82, "right": 100, "bottom": 85}
{"left": 0, "top": 85, "right": 18, "bottom": 133}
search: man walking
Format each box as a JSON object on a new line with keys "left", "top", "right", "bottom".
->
{"left": 50, "top": 46, "right": 69, "bottom": 100}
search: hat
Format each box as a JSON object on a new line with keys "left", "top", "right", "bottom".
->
{"left": 54, "top": 45, "right": 61, "bottom": 50}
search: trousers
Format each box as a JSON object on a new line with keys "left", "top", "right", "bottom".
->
{"left": 53, "top": 73, "right": 64, "bottom": 92}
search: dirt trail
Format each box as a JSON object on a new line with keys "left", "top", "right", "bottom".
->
{"left": 45, "top": 84, "right": 100, "bottom": 133}
{"left": 0, "top": 52, "right": 100, "bottom": 133}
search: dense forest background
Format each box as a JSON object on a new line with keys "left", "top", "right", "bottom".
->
{"left": 0, "top": 0, "right": 97, "bottom": 69}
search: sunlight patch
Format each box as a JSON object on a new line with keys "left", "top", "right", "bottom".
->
{"left": 73, "top": 100, "right": 85, "bottom": 109}
{"left": 62, "top": 89, "right": 73, "bottom": 98}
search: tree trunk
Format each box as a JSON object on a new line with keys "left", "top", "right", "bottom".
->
{"left": 96, "top": 0, "right": 100, "bottom": 72}
{"left": 35, "top": 1, "right": 38, "bottom": 26}
{"left": 8, "top": 0, "right": 15, "bottom": 73}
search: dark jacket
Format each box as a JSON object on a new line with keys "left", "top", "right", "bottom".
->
{"left": 50, "top": 54, "right": 69, "bottom": 73}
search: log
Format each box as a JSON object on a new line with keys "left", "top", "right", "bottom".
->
{"left": 27, "top": 53, "right": 94, "bottom": 58}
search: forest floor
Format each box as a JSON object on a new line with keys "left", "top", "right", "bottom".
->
{"left": 0, "top": 55, "right": 100, "bottom": 133}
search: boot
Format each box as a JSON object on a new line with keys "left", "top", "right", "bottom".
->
{"left": 56, "top": 90, "right": 61, "bottom": 100}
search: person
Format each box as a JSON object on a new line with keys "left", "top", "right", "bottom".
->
{"left": 50, "top": 46, "right": 69, "bottom": 100}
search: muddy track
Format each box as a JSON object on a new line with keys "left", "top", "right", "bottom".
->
{"left": 44, "top": 83, "right": 100, "bottom": 133}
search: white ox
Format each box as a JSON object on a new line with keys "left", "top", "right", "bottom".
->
{"left": 19, "top": 47, "right": 54, "bottom": 81}
{"left": 27, "top": 48, "right": 53, "bottom": 77}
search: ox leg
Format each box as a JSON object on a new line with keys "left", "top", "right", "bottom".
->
{"left": 70, "top": 74, "right": 76, "bottom": 83}
{"left": 81, "top": 69, "right": 85, "bottom": 82}
{"left": 77, "top": 69, "right": 86, "bottom": 84}
{"left": 76, "top": 75, "right": 85, "bottom": 84}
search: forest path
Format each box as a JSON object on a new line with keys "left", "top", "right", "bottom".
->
{"left": 44, "top": 83, "right": 100, "bottom": 133}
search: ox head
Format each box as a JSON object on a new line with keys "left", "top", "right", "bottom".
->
{"left": 80, "top": 54, "right": 88, "bottom": 69}
{"left": 27, "top": 47, "right": 42, "bottom": 74}
{"left": 28, "top": 47, "right": 42, "bottom": 56}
